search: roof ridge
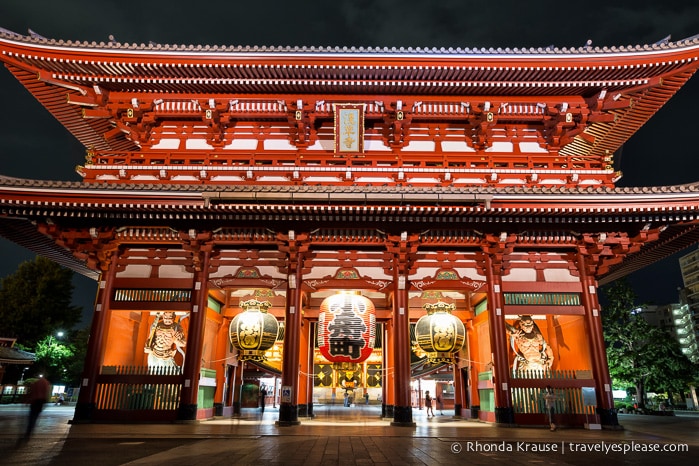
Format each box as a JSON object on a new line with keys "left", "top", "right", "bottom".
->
{"left": 2, "top": 27, "right": 699, "bottom": 56}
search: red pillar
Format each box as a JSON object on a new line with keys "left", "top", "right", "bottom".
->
{"left": 212, "top": 315, "right": 230, "bottom": 415}
{"left": 232, "top": 361, "right": 243, "bottom": 416}
{"left": 73, "top": 251, "right": 117, "bottom": 422}
{"left": 577, "top": 251, "right": 619, "bottom": 427}
{"left": 484, "top": 254, "right": 514, "bottom": 424}
{"left": 177, "top": 249, "right": 211, "bottom": 420}
{"left": 382, "top": 321, "right": 394, "bottom": 418}
{"left": 452, "top": 353, "right": 465, "bottom": 417}
{"left": 278, "top": 251, "right": 303, "bottom": 426}
{"left": 466, "top": 320, "right": 481, "bottom": 418}
{"left": 298, "top": 316, "right": 312, "bottom": 417}
{"left": 391, "top": 265, "right": 415, "bottom": 426}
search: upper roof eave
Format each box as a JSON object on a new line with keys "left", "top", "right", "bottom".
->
{"left": 3, "top": 27, "right": 699, "bottom": 163}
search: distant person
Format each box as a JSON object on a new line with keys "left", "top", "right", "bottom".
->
{"left": 544, "top": 386, "right": 557, "bottom": 431}
{"left": 23, "top": 376, "right": 51, "bottom": 441}
{"left": 259, "top": 385, "right": 267, "bottom": 415}
{"left": 425, "top": 391, "right": 434, "bottom": 417}
{"left": 436, "top": 394, "right": 443, "bottom": 415}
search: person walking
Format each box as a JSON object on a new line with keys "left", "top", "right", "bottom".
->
{"left": 23, "top": 375, "right": 51, "bottom": 441}
{"left": 544, "top": 386, "right": 557, "bottom": 431}
{"left": 259, "top": 385, "right": 267, "bottom": 416}
{"left": 425, "top": 391, "right": 434, "bottom": 417}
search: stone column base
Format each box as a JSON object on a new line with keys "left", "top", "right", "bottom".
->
{"left": 495, "top": 407, "right": 515, "bottom": 425}
{"left": 277, "top": 403, "right": 300, "bottom": 426}
{"left": 390, "top": 405, "right": 416, "bottom": 427}
{"left": 71, "top": 402, "right": 95, "bottom": 423}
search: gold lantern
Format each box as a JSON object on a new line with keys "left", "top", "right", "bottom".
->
{"left": 414, "top": 302, "right": 465, "bottom": 364}
{"left": 229, "top": 299, "right": 279, "bottom": 361}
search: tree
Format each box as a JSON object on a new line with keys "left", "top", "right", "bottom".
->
{"left": 34, "top": 334, "right": 74, "bottom": 383}
{"left": 63, "top": 327, "right": 90, "bottom": 386}
{"left": 645, "top": 332, "right": 699, "bottom": 405}
{"left": 0, "top": 256, "right": 82, "bottom": 348}
{"left": 601, "top": 278, "right": 695, "bottom": 410}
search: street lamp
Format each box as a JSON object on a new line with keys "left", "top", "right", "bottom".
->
{"left": 19, "top": 366, "right": 29, "bottom": 385}
{"left": 47, "top": 331, "right": 65, "bottom": 347}
{"left": 46, "top": 331, "right": 65, "bottom": 383}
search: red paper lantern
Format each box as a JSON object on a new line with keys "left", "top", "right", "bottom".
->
{"left": 318, "top": 292, "right": 375, "bottom": 366}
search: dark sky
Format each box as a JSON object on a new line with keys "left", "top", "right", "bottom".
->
{"left": 1, "top": 0, "right": 699, "bottom": 323}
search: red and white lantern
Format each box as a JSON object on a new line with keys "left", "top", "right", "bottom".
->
{"left": 318, "top": 292, "right": 375, "bottom": 367}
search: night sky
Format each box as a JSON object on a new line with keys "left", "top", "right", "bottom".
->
{"left": 1, "top": 1, "right": 699, "bottom": 324}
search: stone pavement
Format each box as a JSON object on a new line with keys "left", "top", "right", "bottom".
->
{"left": 1, "top": 403, "right": 697, "bottom": 465}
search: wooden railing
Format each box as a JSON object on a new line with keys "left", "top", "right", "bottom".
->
{"left": 113, "top": 289, "right": 192, "bottom": 303}
{"left": 510, "top": 369, "right": 590, "bottom": 380}
{"left": 94, "top": 365, "right": 184, "bottom": 414}
{"left": 510, "top": 386, "right": 595, "bottom": 415}
{"left": 503, "top": 292, "right": 581, "bottom": 306}
{"left": 508, "top": 369, "right": 596, "bottom": 418}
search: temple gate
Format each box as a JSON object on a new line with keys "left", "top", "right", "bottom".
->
{"left": 2, "top": 27, "right": 699, "bottom": 427}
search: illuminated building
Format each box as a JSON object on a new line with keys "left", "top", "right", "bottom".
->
{"left": 2, "top": 28, "right": 699, "bottom": 427}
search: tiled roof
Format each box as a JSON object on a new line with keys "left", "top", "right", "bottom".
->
{"left": 2, "top": 27, "right": 699, "bottom": 186}
{"left": 0, "top": 345, "right": 35, "bottom": 364}
{"left": 2, "top": 27, "right": 698, "bottom": 56}
{"left": 3, "top": 174, "right": 699, "bottom": 285}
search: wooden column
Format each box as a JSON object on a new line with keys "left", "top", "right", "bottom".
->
{"left": 306, "top": 322, "right": 316, "bottom": 418}
{"left": 391, "top": 261, "right": 415, "bottom": 426}
{"left": 73, "top": 250, "right": 117, "bottom": 422}
{"left": 277, "top": 233, "right": 305, "bottom": 426}
{"left": 484, "top": 253, "right": 514, "bottom": 424}
{"left": 232, "top": 361, "right": 243, "bottom": 416}
{"left": 382, "top": 321, "right": 394, "bottom": 418}
{"left": 577, "top": 251, "right": 619, "bottom": 427}
{"left": 177, "top": 248, "right": 211, "bottom": 420}
{"left": 297, "top": 317, "right": 312, "bottom": 417}
{"left": 212, "top": 315, "right": 230, "bottom": 416}
{"left": 466, "top": 320, "right": 481, "bottom": 419}
{"left": 452, "top": 353, "right": 465, "bottom": 417}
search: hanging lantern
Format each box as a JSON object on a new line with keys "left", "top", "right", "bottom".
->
{"left": 318, "top": 292, "right": 376, "bottom": 370}
{"left": 229, "top": 299, "right": 279, "bottom": 361}
{"left": 415, "top": 302, "right": 465, "bottom": 364}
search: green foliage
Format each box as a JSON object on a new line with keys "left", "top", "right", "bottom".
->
{"left": 34, "top": 334, "right": 74, "bottom": 382}
{"left": 0, "top": 256, "right": 82, "bottom": 348}
{"left": 64, "top": 327, "right": 89, "bottom": 386}
{"left": 647, "top": 337, "right": 699, "bottom": 395}
{"left": 601, "top": 278, "right": 697, "bottom": 408}
{"left": 31, "top": 328, "right": 89, "bottom": 386}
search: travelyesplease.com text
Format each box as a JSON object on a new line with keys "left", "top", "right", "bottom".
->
{"left": 450, "top": 440, "right": 689, "bottom": 455}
